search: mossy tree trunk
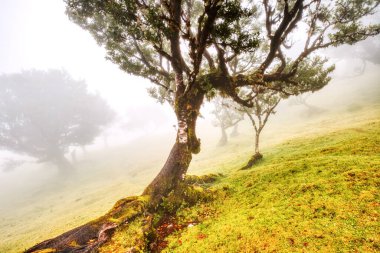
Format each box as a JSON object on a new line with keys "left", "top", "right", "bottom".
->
{"left": 143, "top": 85, "right": 204, "bottom": 207}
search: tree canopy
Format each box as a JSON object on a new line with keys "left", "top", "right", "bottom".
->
{"left": 0, "top": 69, "right": 114, "bottom": 170}
{"left": 65, "top": 0, "right": 379, "bottom": 105}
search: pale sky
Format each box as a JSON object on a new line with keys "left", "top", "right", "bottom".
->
{"left": 0, "top": 0, "right": 162, "bottom": 114}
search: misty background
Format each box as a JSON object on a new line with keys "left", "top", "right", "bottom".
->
{"left": 0, "top": 0, "right": 379, "bottom": 251}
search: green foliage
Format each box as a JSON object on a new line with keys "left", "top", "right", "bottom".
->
{"left": 279, "top": 56, "right": 336, "bottom": 96}
{"left": 66, "top": 0, "right": 172, "bottom": 87}
{"left": 213, "top": 1, "right": 260, "bottom": 54}
{"left": 65, "top": 0, "right": 380, "bottom": 108}
{"left": 330, "top": 0, "right": 380, "bottom": 45}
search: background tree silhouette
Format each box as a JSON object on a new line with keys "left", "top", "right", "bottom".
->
{"left": 329, "top": 35, "right": 380, "bottom": 77}
{"left": 0, "top": 70, "right": 115, "bottom": 172}
{"left": 211, "top": 96, "right": 244, "bottom": 146}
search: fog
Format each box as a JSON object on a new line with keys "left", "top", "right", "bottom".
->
{"left": 0, "top": 0, "right": 379, "bottom": 251}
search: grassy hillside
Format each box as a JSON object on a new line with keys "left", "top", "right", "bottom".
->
{"left": 1, "top": 105, "right": 379, "bottom": 252}
{"left": 161, "top": 120, "right": 380, "bottom": 252}
{"left": 94, "top": 115, "right": 380, "bottom": 252}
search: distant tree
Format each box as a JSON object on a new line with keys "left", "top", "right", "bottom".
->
{"left": 288, "top": 92, "right": 325, "bottom": 117}
{"left": 329, "top": 36, "right": 380, "bottom": 76}
{"left": 241, "top": 88, "right": 281, "bottom": 169}
{"left": 355, "top": 36, "right": 380, "bottom": 68}
{"left": 0, "top": 70, "right": 114, "bottom": 172}
{"left": 240, "top": 54, "right": 333, "bottom": 169}
{"left": 211, "top": 97, "right": 244, "bottom": 146}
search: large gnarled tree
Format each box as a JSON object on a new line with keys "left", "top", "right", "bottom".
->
{"left": 64, "top": 0, "right": 379, "bottom": 202}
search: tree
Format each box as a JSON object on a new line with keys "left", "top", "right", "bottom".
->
{"left": 328, "top": 35, "right": 380, "bottom": 76}
{"left": 241, "top": 88, "right": 281, "bottom": 169}
{"left": 357, "top": 36, "right": 380, "bottom": 66}
{"left": 26, "top": 0, "right": 380, "bottom": 250}
{"left": 288, "top": 92, "right": 325, "bottom": 117}
{"left": 0, "top": 70, "right": 114, "bottom": 172}
{"left": 211, "top": 96, "right": 244, "bottom": 146}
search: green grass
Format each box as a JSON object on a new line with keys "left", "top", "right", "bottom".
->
{"left": 163, "top": 120, "right": 380, "bottom": 252}
{"left": 1, "top": 104, "right": 379, "bottom": 252}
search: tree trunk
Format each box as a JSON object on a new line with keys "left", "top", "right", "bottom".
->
{"left": 218, "top": 127, "right": 228, "bottom": 146}
{"left": 230, "top": 124, "right": 239, "bottom": 137}
{"left": 254, "top": 132, "right": 260, "bottom": 154}
{"left": 53, "top": 153, "right": 74, "bottom": 173}
{"left": 143, "top": 142, "right": 191, "bottom": 206}
{"left": 241, "top": 132, "right": 263, "bottom": 170}
{"left": 143, "top": 87, "right": 204, "bottom": 207}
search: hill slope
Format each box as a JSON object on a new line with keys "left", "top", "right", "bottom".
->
{"left": 1, "top": 107, "right": 379, "bottom": 252}
{"left": 159, "top": 120, "right": 380, "bottom": 252}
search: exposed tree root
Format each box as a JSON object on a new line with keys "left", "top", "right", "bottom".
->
{"left": 25, "top": 196, "right": 148, "bottom": 253}
{"left": 241, "top": 152, "right": 263, "bottom": 170}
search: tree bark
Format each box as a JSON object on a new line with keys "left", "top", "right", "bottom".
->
{"left": 143, "top": 87, "right": 204, "bottom": 207}
{"left": 143, "top": 142, "right": 191, "bottom": 205}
